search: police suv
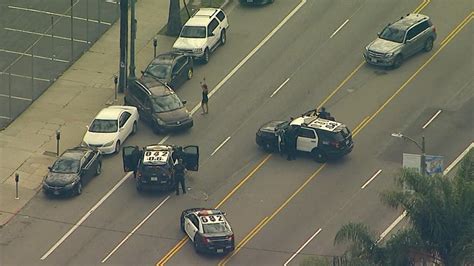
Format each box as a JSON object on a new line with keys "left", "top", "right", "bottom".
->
{"left": 122, "top": 144, "right": 199, "bottom": 192}
{"left": 180, "top": 208, "right": 235, "bottom": 254}
{"left": 256, "top": 113, "right": 354, "bottom": 162}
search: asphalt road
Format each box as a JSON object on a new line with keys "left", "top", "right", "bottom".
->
{"left": 1, "top": 0, "right": 473, "bottom": 265}
{"left": 0, "top": 0, "right": 118, "bottom": 128}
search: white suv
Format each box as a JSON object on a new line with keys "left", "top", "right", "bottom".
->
{"left": 172, "top": 8, "right": 229, "bottom": 64}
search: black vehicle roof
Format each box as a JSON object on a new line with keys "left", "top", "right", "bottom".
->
{"left": 152, "top": 52, "right": 184, "bottom": 65}
{"left": 136, "top": 76, "right": 173, "bottom": 96}
{"left": 61, "top": 147, "right": 89, "bottom": 160}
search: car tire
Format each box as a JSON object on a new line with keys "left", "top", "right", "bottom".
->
{"left": 263, "top": 143, "right": 273, "bottom": 152}
{"left": 424, "top": 37, "right": 434, "bottom": 52}
{"left": 220, "top": 29, "right": 226, "bottom": 45}
{"left": 75, "top": 181, "right": 83, "bottom": 196}
{"left": 94, "top": 161, "right": 102, "bottom": 176}
{"left": 114, "top": 141, "right": 121, "bottom": 154}
{"left": 132, "top": 121, "right": 138, "bottom": 135}
{"left": 202, "top": 48, "right": 210, "bottom": 64}
{"left": 193, "top": 237, "right": 201, "bottom": 253}
{"left": 180, "top": 215, "right": 185, "bottom": 233}
{"left": 311, "top": 149, "right": 328, "bottom": 163}
{"left": 124, "top": 97, "right": 130, "bottom": 106}
{"left": 392, "top": 54, "right": 403, "bottom": 69}
{"left": 187, "top": 68, "right": 193, "bottom": 80}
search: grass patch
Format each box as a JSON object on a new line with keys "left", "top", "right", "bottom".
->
{"left": 158, "top": 0, "right": 226, "bottom": 36}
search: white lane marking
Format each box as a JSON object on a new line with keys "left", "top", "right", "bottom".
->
{"left": 443, "top": 142, "right": 474, "bottom": 175}
{"left": 377, "top": 211, "right": 406, "bottom": 243}
{"left": 378, "top": 142, "right": 474, "bottom": 243}
{"left": 330, "top": 19, "right": 349, "bottom": 39}
{"left": 0, "top": 73, "right": 50, "bottom": 82}
{"left": 158, "top": 135, "right": 169, "bottom": 144}
{"left": 8, "top": 5, "right": 112, "bottom": 25}
{"left": 101, "top": 196, "right": 170, "bottom": 263}
{"left": 0, "top": 48, "right": 69, "bottom": 63}
{"left": 40, "top": 172, "right": 133, "bottom": 260}
{"left": 211, "top": 136, "right": 231, "bottom": 156}
{"left": 270, "top": 78, "right": 290, "bottom": 98}
{"left": 361, "top": 169, "right": 382, "bottom": 189}
{"left": 422, "top": 109, "right": 442, "bottom": 129}
{"left": 5, "top": 27, "right": 90, "bottom": 44}
{"left": 0, "top": 94, "right": 33, "bottom": 101}
{"left": 105, "top": 0, "right": 119, "bottom": 4}
{"left": 283, "top": 228, "right": 322, "bottom": 266}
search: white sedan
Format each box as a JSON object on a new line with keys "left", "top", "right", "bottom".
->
{"left": 82, "top": 106, "right": 139, "bottom": 154}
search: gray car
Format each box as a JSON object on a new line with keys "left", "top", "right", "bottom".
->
{"left": 364, "top": 13, "right": 436, "bottom": 68}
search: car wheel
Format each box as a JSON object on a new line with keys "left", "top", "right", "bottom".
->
{"left": 202, "top": 48, "right": 210, "bottom": 64}
{"left": 424, "top": 37, "right": 434, "bottom": 52}
{"left": 114, "top": 141, "right": 121, "bottom": 154}
{"left": 220, "top": 29, "right": 226, "bottom": 45}
{"left": 136, "top": 181, "right": 143, "bottom": 192}
{"left": 311, "top": 149, "right": 328, "bottom": 163}
{"left": 392, "top": 55, "right": 403, "bottom": 69}
{"left": 263, "top": 143, "right": 273, "bottom": 152}
{"left": 95, "top": 161, "right": 102, "bottom": 176}
{"left": 187, "top": 68, "right": 193, "bottom": 80}
{"left": 193, "top": 237, "right": 200, "bottom": 253}
{"left": 132, "top": 121, "right": 138, "bottom": 135}
{"left": 75, "top": 181, "right": 83, "bottom": 196}
{"left": 180, "top": 215, "right": 185, "bottom": 232}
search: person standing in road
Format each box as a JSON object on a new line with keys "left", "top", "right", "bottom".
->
{"left": 200, "top": 78, "right": 209, "bottom": 114}
{"left": 174, "top": 158, "right": 186, "bottom": 195}
{"left": 284, "top": 125, "right": 298, "bottom": 161}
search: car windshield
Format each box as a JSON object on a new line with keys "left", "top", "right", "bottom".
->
{"left": 146, "top": 64, "right": 171, "bottom": 79}
{"left": 379, "top": 26, "right": 406, "bottom": 43}
{"left": 89, "top": 119, "right": 118, "bottom": 133}
{"left": 151, "top": 94, "right": 183, "bottom": 113}
{"left": 180, "top": 26, "right": 206, "bottom": 38}
{"left": 202, "top": 222, "right": 229, "bottom": 234}
{"left": 51, "top": 158, "right": 80, "bottom": 173}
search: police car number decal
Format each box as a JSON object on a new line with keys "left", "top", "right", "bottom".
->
{"left": 143, "top": 151, "right": 169, "bottom": 163}
{"left": 200, "top": 215, "right": 224, "bottom": 223}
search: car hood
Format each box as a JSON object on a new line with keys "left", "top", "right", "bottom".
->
{"left": 173, "top": 37, "right": 207, "bottom": 50}
{"left": 155, "top": 108, "right": 191, "bottom": 123}
{"left": 83, "top": 131, "right": 117, "bottom": 145}
{"left": 367, "top": 38, "right": 403, "bottom": 53}
{"left": 259, "top": 120, "right": 287, "bottom": 133}
{"left": 45, "top": 172, "right": 78, "bottom": 186}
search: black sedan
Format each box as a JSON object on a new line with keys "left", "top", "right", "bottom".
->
{"left": 142, "top": 52, "right": 193, "bottom": 89}
{"left": 240, "top": 0, "right": 274, "bottom": 5}
{"left": 43, "top": 146, "right": 102, "bottom": 196}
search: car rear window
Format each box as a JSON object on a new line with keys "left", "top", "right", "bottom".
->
{"left": 203, "top": 222, "right": 229, "bottom": 234}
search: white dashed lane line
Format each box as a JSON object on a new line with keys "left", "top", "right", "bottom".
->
{"left": 422, "top": 109, "right": 442, "bottom": 129}
{"left": 270, "top": 78, "right": 290, "bottom": 98}
{"left": 211, "top": 137, "right": 231, "bottom": 156}
{"left": 361, "top": 169, "right": 382, "bottom": 189}
{"left": 283, "top": 228, "right": 322, "bottom": 266}
{"left": 330, "top": 19, "right": 349, "bottom": 38}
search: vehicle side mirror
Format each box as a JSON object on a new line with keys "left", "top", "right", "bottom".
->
{"left": 182, "top": 100, "right": 187, "bottom": 105}
{"left": 141, "top": 70, "right": 145, "bottom": 75}
{"left": 86, "top": 125, "right": 89, "bottom": 129}
{"left": 48, "top": 166, "right": 52, "bottom": 170}
{"left": 377, "top": 32, "right": 381, "bottom": 37}
{"left": 209, "top": 32, "right": 214, "bottom": 37}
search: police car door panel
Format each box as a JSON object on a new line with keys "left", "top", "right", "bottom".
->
{"left": 122, "top": 146, "right": 139, "bottom": 172}
{"left": 182, "top": 145, "right": 199, "bottom": 171}
{"left": 296, "top": 128, "right": 317, "bottom": 152}
{"left": 185, "top": 215, "right": 198, "bottom": 240}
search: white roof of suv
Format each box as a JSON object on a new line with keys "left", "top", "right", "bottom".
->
{"left": 185, "top": 8, "right": 221, "bottom": 27}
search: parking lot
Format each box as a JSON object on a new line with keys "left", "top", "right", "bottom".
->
{"left": 0, "top": 0, "right": 119, "bottom": 128}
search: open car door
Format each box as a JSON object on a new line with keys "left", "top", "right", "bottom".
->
{"left": 182, "top": 145, "right": 199, "bottom": 171}
{"left": 122, "top": 146, "right": 139, "bottom": 172}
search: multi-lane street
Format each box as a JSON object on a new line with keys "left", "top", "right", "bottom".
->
{"left": 1, "top": 0, "right": 473, "bottom": 265}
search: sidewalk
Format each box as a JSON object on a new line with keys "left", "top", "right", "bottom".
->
{"left": 0, "top": 0, "right": 184, "bottom": 226}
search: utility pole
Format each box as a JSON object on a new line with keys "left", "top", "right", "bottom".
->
{"left": 129, "top": 0, "right": 137, "bottom": 80}
{"left": 118, "top": 0, "right": 128, "bottom": 92}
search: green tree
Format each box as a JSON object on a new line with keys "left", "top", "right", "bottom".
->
{"left": 333, "top": 150, "right": 474, "bottom": 265}
{"left": 167, "top": 0, "right": 182, "bottom": 36}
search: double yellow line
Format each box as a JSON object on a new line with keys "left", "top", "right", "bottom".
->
{"left": 217, "top": 11, "right": 473, "bottom": 266}
{"left": 414, "top": 0, "right": 430, "bottom": 14}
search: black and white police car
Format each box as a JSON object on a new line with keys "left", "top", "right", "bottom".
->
{"left": 256, "top": 112, "right": 354, "bottom": 162}
{"left": 180, "top": 208, "right": 235, "bottom": 254}
{"left": 122, "top": 144, "right": 199, "bottom": 192}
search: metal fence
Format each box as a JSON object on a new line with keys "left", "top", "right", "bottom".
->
{"left": 0, "top": 0, "right": 120, "bottom": 129}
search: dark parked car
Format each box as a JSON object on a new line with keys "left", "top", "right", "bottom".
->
{"left": 125, "top": 76, "right": 193, "bottom": 134}
{"left": 240, "top": 0, "right": 274, "bottom": 5}
{"left": 142, "top": 52, "right": 194, "bottom": 89}
{"left": 43, "top": 146, "right": 102, "bottom": 196}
